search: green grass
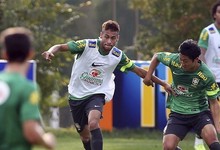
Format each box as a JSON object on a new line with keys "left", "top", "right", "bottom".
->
{"left": 33, "top": 127, "right": 202, "bottom": 150}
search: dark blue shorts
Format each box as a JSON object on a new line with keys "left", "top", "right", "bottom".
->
{"left": 163, "top": 111, "right": 214, "bottom": 140}
{"left": 68, "top": 94, "right": 105, "bottom": 133}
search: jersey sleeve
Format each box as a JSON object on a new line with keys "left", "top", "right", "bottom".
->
{"left": 198, "top": 28, "right": 209, "bottom": 49}
{"left": 20, "top": 83, "right": 41, "bottom": 122}
{"left": 67, "top": 40, "right": 86, "bottom": 54}
{"left": 116, "top": 51, "right": 135, "bottom": 72}
{"left": 157, "top": 52, "right": 174, "bottom": 67}
{"left": 206, "top": 80, "right": 220, "bottom": 100}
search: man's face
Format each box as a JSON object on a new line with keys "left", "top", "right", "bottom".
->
{"left": 99, "top": 30, "right": 119, "bottom": 52}
{"left": 179, "top": 53, "right": 198, "bottom": 72}
{"left": 214, "top": 5, "right": 220, "bottom": 25}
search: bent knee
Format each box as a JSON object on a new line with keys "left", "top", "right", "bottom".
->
{"left": 163, "top": 141, "right": 176, "bottom": 150}
{"left": 88, "top": 120, "right": 99, "bottom": 130}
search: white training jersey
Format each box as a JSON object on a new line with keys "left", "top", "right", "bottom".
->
{"left": 68, "top": 39, "right": 122, "bottom": 102}
{"left": 205, "top": 23, "right": 220, "bottom": 82}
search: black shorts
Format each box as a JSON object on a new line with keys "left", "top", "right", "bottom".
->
{"left": 68, "top": 94, "right": 105, "bottom": 133}
{"left": 163, "top": 111, "right": 214, "bottom": 140}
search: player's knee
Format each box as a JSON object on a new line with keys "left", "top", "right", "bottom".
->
{"left": 88, "top": 120, "right": 99, "bottom": 130}
{"left": 80, "top": 135, "right": 90, "bottom": 142}
{"left": 163, "top": 141, "right": 176, "bottom": 150}
{"left": 209, "top": 142, "right": 220, "bottom": 150}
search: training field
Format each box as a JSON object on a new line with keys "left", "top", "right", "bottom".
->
{"left": 33, "top": 128, "right": 204, "bottom": 150}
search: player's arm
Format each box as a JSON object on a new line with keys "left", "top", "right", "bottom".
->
{"left": 131, "top": 65, "right": 170, "bottom": 89}
{"left": 42, "top": 40, "right": 86, "bottom": 62}
{"left": 199, "top": 47, "right": 207, "bottom": 63}
{"left": 198, "top": 29, "right": 208, "bottom": 63}
{"left": 143, "top": 53, "right": 160, "bottom": 86}
{"left": 22, "top": 85, "right": 56, "bottom": 149}
{"left": 23, "top": 121, "right": 56, "bottom": 150}
{"left": 209, "top": 99, "right": 220, "bottom": 133}
{"left": 42, "top": 44, "right": 69, "bottom": 62}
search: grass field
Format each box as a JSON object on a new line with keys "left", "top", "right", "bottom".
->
{"left": 33, "top": 127, "right": 205, "bottom": 150}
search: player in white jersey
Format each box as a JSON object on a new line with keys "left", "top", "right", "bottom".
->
{"left": 42, "top": 20, "right": 172, "bottom": 150}
{"left": 196, "top": 1, "right": 220, "bottom": 150}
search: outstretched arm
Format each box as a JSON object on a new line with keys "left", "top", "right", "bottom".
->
{"left": 42, "top": 44, "right": 69, "bottom": 62}
{"left": 131, "top": 65, "right": 173, "bottom": 95}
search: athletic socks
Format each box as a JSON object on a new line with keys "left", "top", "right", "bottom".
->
{"left": 91, "top": 128, "right": 103, "bottom": 150}
{"left": 82, "top": 141, "right": 91, "bottom": 150}
{"left": 209, "top": 142, "right": 220, "bottom": 150}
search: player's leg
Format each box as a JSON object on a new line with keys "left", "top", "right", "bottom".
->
{"left": 69, "top": 99, "right": 92, "bottom": 150}
{"left": 163, "top": 134, "right": 180, "bottom": 150}
{"left": 194, "top": 111, "right": 220, "bottom": 150}
{"left": 201, "top": 124, "right": 220, "bottom": 150}
{"left": 79, "top": 125, "right": 92, "bottom": 150}
{"left": 86, "top": 94, "right": 105, "bottom": 150}
{"left": 163, "top": 112, "right": 189, "bottom": 150}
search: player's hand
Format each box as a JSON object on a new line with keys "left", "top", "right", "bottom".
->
{"left": 42, "top": 51, "right": 54, "bottom": 62}
{"left": 143, "top": 76, "right": 153, "bottom": 86}
{"left": 43, "top": 132, "right": 56, "bottom": 150}
{"left": 163, "top": 83, "right": 175, "bottom": 96}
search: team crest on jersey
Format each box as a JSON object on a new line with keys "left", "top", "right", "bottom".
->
{"left": 191, "top": 78, "right": 200, "bottom": 86}
{"left": 88, "top": 41, "right": 96, "bottom": 48}
{"left": 112, "top": 47, "right": 121, "bottom": 57}
{"left": 208, "top": 27, "right": 216, "bottom": 34}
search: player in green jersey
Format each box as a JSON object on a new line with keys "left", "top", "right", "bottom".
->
{"left": 42, "top": 20, "right": 172, "bottom": 150}
{"left": 143, "top": 39, "right": 220, "bottom": 150}
{"left": 195, "top": 1, "right": 220, "bottom": 150}
{"left": 0, "top": 27, "right": 56, "bottom": 150}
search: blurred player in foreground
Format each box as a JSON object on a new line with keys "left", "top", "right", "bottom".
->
{"left": 0, "top": 27, "right": 56, "bottom": 150}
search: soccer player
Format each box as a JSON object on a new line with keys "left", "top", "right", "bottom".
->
{"left": 42, "top": 20, "right": 171, "bottom": 150}
{"left": 195, "top": 1, "right": 220, "bottom": 149}
{"left": 0, "top": 27, "right": 56, "bottom": 150}
{"left": 143, "top": 39, "right": 220, "bottom": 150}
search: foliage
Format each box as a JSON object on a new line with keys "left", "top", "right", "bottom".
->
{"left": 0, "top": 0, "right": 82, "bottom": 114}
{"left": 129, "top": 0, "right": 216, "bottom": 59}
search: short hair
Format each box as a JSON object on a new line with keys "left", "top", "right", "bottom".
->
{"left": 0, "top": 27, "right": 34, "bottom": 62}
{"left": 211, "top": 0, "right": 220, "bottom": 20}
{"left": 101, "top": 20, "right": 120, "bottom": 32}
{"left": 178, "top": 39, "right": 201, "bottom": 60}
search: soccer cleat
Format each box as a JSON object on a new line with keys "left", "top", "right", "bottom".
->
{"left": 194, "top": 144, "right": 206, "bottom": 150}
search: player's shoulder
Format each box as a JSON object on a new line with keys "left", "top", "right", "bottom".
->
{"left": 111, "top": 47, "right": 122, "bottom": 58}
{"left": 205, "top": 24, "right": 217, "bottom": 34}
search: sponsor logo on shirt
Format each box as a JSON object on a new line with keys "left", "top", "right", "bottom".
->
{"left": 208, "top": 27, "right": 216, "bottom": 34}
{"left": 91, "top": 62, "right": 105, "bottom": 67}
{"left": 197, "top": 71, "right": 207, "bottom": 81}
{"left": 88, "top": 41, "right": 96, "bottom": 48}
{"left": 80, "top": 69, "right": 103, "bottom": 85}
{"left": 112, "top": 47, "right": 121, "bottom": 57}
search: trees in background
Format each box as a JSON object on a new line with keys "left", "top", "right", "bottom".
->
{"left": 129, "top": 0, "right": 216, "bottom": 59}
{"left": 0, "top": 0, "right": 82, "bottom": 114}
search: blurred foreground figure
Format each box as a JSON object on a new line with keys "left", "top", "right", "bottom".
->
{"left": 0, "top": 27, "right": 56, "bottom": 150}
